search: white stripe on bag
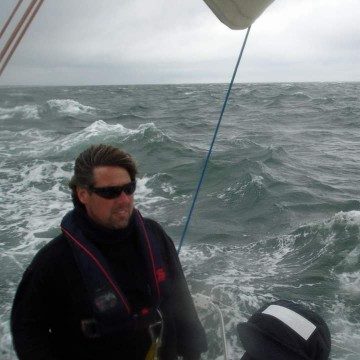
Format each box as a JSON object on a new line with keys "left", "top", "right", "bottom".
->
{"left": 262, "top": 305, "right": 316, "bottom": 340}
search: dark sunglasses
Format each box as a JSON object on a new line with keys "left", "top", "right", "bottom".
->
{"left": 89, "top": 181, "right": 136, "bottom": 199}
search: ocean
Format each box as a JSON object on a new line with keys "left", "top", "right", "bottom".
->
{"left": 0, "top": 82, "right": 359, "bottom": 359}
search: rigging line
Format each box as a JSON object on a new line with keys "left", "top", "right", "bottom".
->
{"left": 0, "top": 0, "right": 25, "bottom": 39}
{"left": 0, "top": 0, "right": 44, "bottom": 77}
{"left": 0, "top": 0, "right": 38, "bottom": 63}
{"left": 177, "top": 26, "right": 252, "bottom": 254}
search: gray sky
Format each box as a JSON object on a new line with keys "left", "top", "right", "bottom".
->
{"left": 1, "top": 0, "right": 359, "bottom": 85}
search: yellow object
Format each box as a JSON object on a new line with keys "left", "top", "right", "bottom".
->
{"left": 145, "top": 341, "right": 160, "bottom": 360}
{"left": 145, "top": 309, "right": 164, "bottom": 360}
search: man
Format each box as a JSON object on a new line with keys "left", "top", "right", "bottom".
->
{"left": 237, "top": 299, "right": 331, "bottom": 360}
{"left": 11, "top": 144, "right": 207, "bottom": 360}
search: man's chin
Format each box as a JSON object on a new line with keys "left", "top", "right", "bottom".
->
{"left": 112, "top": 221, "right": 129, "bottom": 230}
{"left": 110, "top": 215, "right": 131, "bottom": 229}
{"left": 108, "top": 208, "right": 134, "bottom": 229}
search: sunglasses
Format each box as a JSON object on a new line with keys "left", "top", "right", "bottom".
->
{"left": 89, "top": 181, "right": 136, "bottom": 199}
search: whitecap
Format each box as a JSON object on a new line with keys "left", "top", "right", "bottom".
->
{"left": 337, "top": 271, "right": 360, "bottom": 295}
{"left": 135, "top": 175, "right": 168, "bottom": 217}
{"left": 47, "top": 99, "right": 95, "bottom": 115}
{"left": 0, "top": 105, "right": 40, "bottom": 120}
{"left": 0, "top": 315, "right": 16, "bottom": 360}
{"left": 328, "top": 300, "right": 360, "bottom": 357}
{"left": 4, "top": 120, "right": 136, "bottom": 158}
{"left": 0, "top": 161, "right": 73, "bottom": 256}
{"left": 161, "top": 183, "right": 176, "bottom": 195}
{"left": 37, "top": 120, "right": 168, "bottom": 156}
{"left": 0, "top": 128, "right": 57, "bottom": 157}
{"left": 331, "top": 210, "right": 360, "bottom": 227}
{"left": 217, "top": 175, "right": 264, "bottom": 202}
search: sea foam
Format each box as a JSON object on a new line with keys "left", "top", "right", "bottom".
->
{"left": 47, "top": 99, "right": 95, "bottom": 115}
{"left": 0, "top": 105, "right": 40, "bottom": 120}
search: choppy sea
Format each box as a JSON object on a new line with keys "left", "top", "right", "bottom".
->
{"left": 0, "top": 82, "right": 360, "bottom": 359}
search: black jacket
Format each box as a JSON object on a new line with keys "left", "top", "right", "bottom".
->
{"left": 11, "top": 209, "right": 207, "bottom": 360}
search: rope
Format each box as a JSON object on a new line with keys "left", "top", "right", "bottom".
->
{"left": 0, "top": 0, "right": 38, "bottom": 63}
{"left": 193, "top": 294, "right": 228, "bottom": 360}
{"left": 0, "top": 0, "right": 45, "bottom": 77}
{"left": 177, "top": 26, "right": 252, "bottom": 254}
{"left": 0, "top": 0, "right": 25, "bottom": 39}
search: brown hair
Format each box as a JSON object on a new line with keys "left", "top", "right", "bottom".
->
{"left": 69, "top": 144, "right": 137, "bottom": 205}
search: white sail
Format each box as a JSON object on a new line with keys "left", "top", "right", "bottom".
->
{"left": 203, "top": 0, "right": 274, "bottom": 29}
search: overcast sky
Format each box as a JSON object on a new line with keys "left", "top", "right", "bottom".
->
{"left": 1, "top": 0, "right": 359, "bottom": 86}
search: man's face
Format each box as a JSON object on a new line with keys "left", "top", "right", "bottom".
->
{"left": 77, "top": 166, "right": 134, "bottom": 229}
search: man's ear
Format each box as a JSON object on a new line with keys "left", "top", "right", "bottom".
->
{"left": 77, "top": 187, "right": 90, "bottom": 205}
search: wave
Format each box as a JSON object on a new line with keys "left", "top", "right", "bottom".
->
{"left": 0, "top": 128, "right": 58, "bottom": 158}
{"left": 177, "top": 211, "right": 360, "bottom": 325}
{"left": 129, "top": 104, "right": 149, "bottom": 112}
{"left": 279, "top": 83, "right": 302, "bottom": 89}
{"left": 5, "top": 92, "right": 34, "bottom": 102}
{"left": 47, "top": 99, "right": 95, "bottom": 115}
{"left": 228, "top": 138, "right": 263, "bottom": 149}
{"left": 337, "top": 271, "right": 360, "bottom": 295}
{"left": 311, "top": 97, "right": 336, "bottom": 105}
{"left": 291, "top": 91, "right": 311, "bottom": 100}
{"left": 0, "top": 105, "right": 40, "bottom": 120}
{"left": 264, "top": 92, "right": 312, "bottom": 108}
{"left": 272, "top": 211, "right": 360, "bottom": 277}
{"left": 21, "top": 120, "right": 187, "bottom": 158}
{"left": 108, "top": 113, "right": 146, "bottom": 121}
{"left": 0, "top": 160, "right": 73, "bottom": 257}
{"left": 45, "top": 120, "right": 141, "bottom": 155}
{"left": 135, "top": 175, "right": 171, "bottom": 218}
{"left": 0, "top": 121, "right": 194, "bottom": 167}
{"left": 74, "top": 120, "right": 168, "bottom": 144}
{"left": 217, "top": 173, "right": 265, "bottom": 206}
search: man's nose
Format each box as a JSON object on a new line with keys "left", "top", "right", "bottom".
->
{"left": 115, "top": 191, "right": 132, "bottom": 202}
